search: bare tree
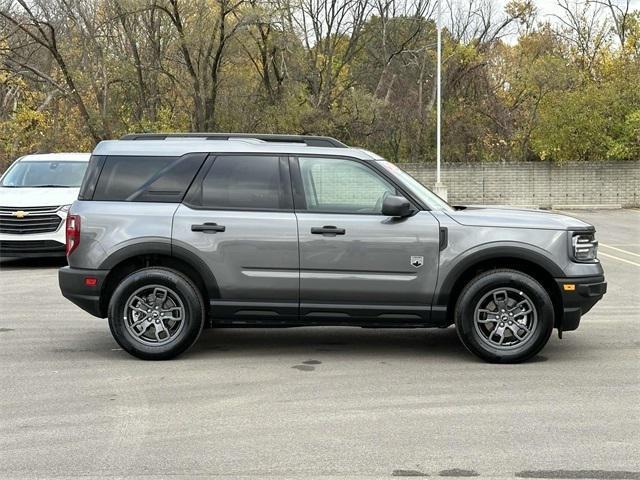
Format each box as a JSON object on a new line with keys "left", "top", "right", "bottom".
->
{"left": 288, "top": 0, "right": 373, "bottom": 110}
{"left": 592, "top": 0, "right": 632, "bottom": 47}
{"left": 236, "top": 0, "right": 290, "bottom": 103}
{"left": 553, "top": 0, "right": 611, "bottom": 75}
{"left": 156, "top": 0, "right": 251, "bottom": 130}
{"left": 370, "top": 0, "right": 434, "bottom": 101}
{"left": 0, "top": 0, "right": 103, "bottom": 142}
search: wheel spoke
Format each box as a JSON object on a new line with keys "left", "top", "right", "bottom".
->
{"left": 477, "top": 317, "right": 497, "bottom": 324}
{"left": 514, "top": 307, "right": 532, "bottom": 318}
{"left": 508, "top": 324, "right": 525, "bottom": 340}
{"left": 488, "top": 323, "right": 501, "bottom": 340}
{"left": 130, "top": 316, "right": 149, "bottom": 328}
{"left": 476, "top": 308, "right": 497, "bottom": 324}
{"left": 493, "top": 290, "right": 508, "bottom": 307}
{"left": 131, "top": 296, "right": 152, "bottom": 310}
{"left": 153, "top": 287, "right": 168, "bottom": 306}
{"left": 161, "top": 306, "right": 183, "bottom": 321}
{"left": 509, "top": 300, "right": 527, "bottom": 312}
{"left": 133, "top": 321, "right": 151, "bottom": 337}
{"left": 130, "top": 306, "right": 150, "bottom": 317}
{"left": 154, "top": 320, "right": 170, "bottom": 341}
{"left": 511, "top": 300, "right": 533, "bottom": 317}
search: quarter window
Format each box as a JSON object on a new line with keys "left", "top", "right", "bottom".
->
{"left": 298, "top": 157, "right": 396, "bottom": 214}
{"left": 200, "top": 155, "right": 286, "bottom": 210}
{"left": 93, "top": 156, "right": 175, "bottom": 201}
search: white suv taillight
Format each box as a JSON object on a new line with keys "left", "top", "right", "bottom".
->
{"left": 66, "top": 214, "right": 81, "bottom": 256}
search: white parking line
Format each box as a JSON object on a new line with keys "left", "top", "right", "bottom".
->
{"left": 600, "top": 243, "right": 640, "bottom": 258}
{"left": 598, "top": 251, "right": 640, "bottom": 268}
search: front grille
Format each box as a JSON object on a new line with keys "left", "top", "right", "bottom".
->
{"left": 0, "top": 206, "right": 63, "bottom": 234}
{"left": 0, "top": 240, "right": 65, "bottom": 254}
{"left": 0, "top": 205, "right": 60, "bottom": 214}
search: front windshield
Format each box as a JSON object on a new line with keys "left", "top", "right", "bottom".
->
{"left": 1, "top": 160, "right": 88, "bottom": 187}
{"left": 377, "top": 161, "right": 453, "bottom": 211}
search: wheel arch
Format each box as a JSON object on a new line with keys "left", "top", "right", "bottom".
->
{"left": 434, "top": 245, "right": 564, "bottom": 328}
{"left": 98, "top": 242, "right": 219, "bottom": 320}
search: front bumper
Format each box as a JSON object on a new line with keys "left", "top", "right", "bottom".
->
{"left": 0, "top": 239, "right": 65, "bottom": 257}
{"left": 0, "top": 216, "right": 66, "bottom": 258}
{"left": 58, "top": 266, "right": 109, "bottom": 318}
{"left": 556, "top": 275, "right": 607, "bottom": 331}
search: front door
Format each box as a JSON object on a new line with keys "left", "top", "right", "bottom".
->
{"left": 172, "top": 154, "right": 299, "bottom": 323}
{"left": 292, "top": 156, "right": 440, "bottom": 324}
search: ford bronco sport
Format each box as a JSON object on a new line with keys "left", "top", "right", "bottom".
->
{"left": 58, "top": 133, "right": 606, "bottom": 363}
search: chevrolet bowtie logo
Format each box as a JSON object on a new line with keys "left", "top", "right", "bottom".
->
{"left": 12, "top": 210, "right": 28, "bottom": 219}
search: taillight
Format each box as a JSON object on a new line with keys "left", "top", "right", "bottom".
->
{"left": 66, "top": 214, "right": 81, "bottom": 256}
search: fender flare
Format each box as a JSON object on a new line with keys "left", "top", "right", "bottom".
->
{"left": 433, "top": 243, "right": 565, "bottom": 307}
{"left": 98, "top": 241, "right": 220, "bottom": 299}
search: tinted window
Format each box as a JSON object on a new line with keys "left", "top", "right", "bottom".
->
{"left": 133, "top": 153, "right": 206, "bottom": 203}
{"left": 200, "top": 156, "right": 285, "bottom": 210}
{"left": 1, "top": 161, "right": 88, "bottom": 187}
{"left": 93, "top": 156, "right": 176, "bottom": 201}
{"left": 78, "top": 155, "right": 105, "bottom": 200}
{"left": 298, "top": 157, "right": 395, "bottom": 213}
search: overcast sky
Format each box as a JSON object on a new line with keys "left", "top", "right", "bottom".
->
{"left": 497, "top": 0, "right": 640, "bottom": 19}
{"left": 488, "top": 0, "right": 640, "bottom": 44}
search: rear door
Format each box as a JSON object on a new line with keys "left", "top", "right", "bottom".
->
{"left": 172, "top": 154, "right": 299, "bottom": 323}
{"left": 291, "top": 155, "right": 440, "bottom": 324}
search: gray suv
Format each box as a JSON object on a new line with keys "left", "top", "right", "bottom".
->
{"left": 58, "top": 133, "right": 606, "bottom": 363}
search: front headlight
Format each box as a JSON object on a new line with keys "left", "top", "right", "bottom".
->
{"left": 571, "top": 232, "right": 598, "bottom": 262}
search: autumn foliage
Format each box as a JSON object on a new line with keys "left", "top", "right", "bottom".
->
{"left": 1, "top": 0, "right": 638, "bottom": 171}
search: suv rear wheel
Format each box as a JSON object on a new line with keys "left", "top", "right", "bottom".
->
{"left": 454, "top": 269, "right": 554, "bottom": 363}
{"left": 108, "top": 267, "right": 205, "bottom": 360}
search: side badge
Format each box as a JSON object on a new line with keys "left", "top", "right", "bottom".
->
{"left": 410, "top": 256, "right": 424, "bottom": 268}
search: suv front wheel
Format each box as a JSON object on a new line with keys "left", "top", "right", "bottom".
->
{"left": 108, "top": 267, "right": 205, "bottom": 360}
{"left": 454, "top": 269, "right": 554, "bottom": 363}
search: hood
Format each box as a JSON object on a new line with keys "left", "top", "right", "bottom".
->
{"left": 445, "top": 206, "right": 594, "bottom": 231}
{"left": 0, "top": 187, "right": 80, "bottom": 208}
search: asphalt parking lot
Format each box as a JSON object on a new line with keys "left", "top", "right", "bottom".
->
{"left": 0, "top": 209, "right": 638, "bottom": 480}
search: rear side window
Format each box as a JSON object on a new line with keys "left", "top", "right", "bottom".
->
{"left": 92, "top": 154, "right": 205, "bottom": 202}
{"left": 78, "top": 155, "right": 105, "bottom": 200}
{"left": 196, "top": 155, "right": 290, "bottom": 210}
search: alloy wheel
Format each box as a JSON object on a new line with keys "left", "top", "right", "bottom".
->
{"left": 473, "top": 287, "right": 538, "bottom": 350}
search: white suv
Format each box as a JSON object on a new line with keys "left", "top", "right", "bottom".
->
{"left": 0, "top": 153, "right": 90, "bottom": 258}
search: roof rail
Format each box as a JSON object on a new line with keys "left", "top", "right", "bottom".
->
{"left": 119, "top": 133, "right": 348, "bottom": 148}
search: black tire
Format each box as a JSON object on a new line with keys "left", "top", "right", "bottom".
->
{"left": 454, "top": 269, "right": 554, "bottom": 363}
{"left": 108, "top": 267, "right": 205, "bottom": 360}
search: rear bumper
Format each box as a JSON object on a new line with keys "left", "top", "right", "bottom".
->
{"left": 556, "top": 275, "right": 607, "bottom": 331}
{"left": 58, "top": 266, "right": 108, "bottom": 318}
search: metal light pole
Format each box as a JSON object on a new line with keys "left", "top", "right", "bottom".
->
{"left": 434, "top": 0, "right": 448, "bottom": 201}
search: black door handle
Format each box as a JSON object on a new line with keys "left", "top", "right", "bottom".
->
{"left": 191, "top": 222, "right": 226, "bottom": 233}
{"left": 311, "top": 225, "right": 346, "bottom": 235}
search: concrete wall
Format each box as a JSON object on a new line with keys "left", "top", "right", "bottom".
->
{"left": 402, "top": 160, "right": 640, "bottom": 208}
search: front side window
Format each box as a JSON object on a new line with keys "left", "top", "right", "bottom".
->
{"left": 1, "top": 161, "right": 88, "bottom": 188}
{"left": 377, "top": 161, "right": 453, "bottom": 211}
{"left": 200, "top": 155, "right": 286, "bottom": 210}
{"left": 298, "top": 157, "right": 396, "bottom": 214}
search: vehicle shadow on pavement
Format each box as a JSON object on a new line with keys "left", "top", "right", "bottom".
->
{"left": 0, "top": 257, "right": 67, "bottom": 270}
{"left": 187, "top": 326, "right": 473, "bottom": 361}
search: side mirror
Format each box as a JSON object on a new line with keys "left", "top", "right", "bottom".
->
{"left": 381, "top": 195, "right": 413, "bottom": 218}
